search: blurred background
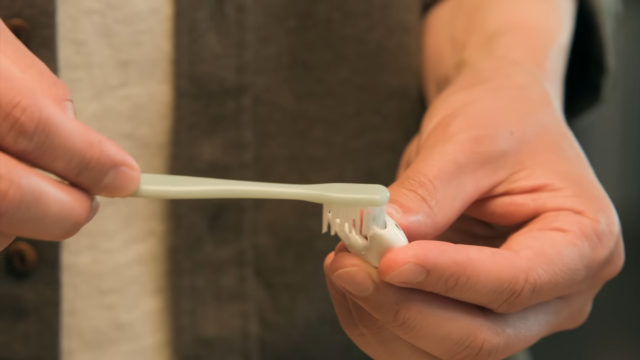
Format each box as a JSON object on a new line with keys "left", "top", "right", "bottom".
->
{"left": 533, "top": 1, "right": 640, "bottom": 358}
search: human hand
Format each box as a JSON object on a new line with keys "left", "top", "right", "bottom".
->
{"left": 324, "top": 59, "right": 624, "bottom": 359}
{"left": 0, "top": 21, "right": 140, "bottom": 249}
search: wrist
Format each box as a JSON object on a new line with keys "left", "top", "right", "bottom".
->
{"left": 457, "top": 29, "right": 571, "bottom": 104}
{"left": 423, "top": 0, "right": 577, "bottom": 103}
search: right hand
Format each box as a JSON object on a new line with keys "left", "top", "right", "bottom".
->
{"left": 0, "top": 20, "right": 140, "bottom": 249}
{"left": 324, "top": 60, "right": 623, "bottom": 359}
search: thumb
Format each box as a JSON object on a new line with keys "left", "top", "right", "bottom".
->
{"left": 387, "top": 138, "right": 503, "bottom": 240}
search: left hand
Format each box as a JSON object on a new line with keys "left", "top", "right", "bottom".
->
{"left": 0, "top": 21, "right": 140, "bottom": 249}
{"left": 323, "top": 58, "right": 624, "bottom": 359}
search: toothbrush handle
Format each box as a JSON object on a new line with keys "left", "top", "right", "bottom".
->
{"left": 133, "top": 173, "right": 388, "bottom": 206}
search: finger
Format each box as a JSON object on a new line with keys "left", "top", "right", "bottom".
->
{"left": 324, "top": 253, "right": 437, "bottom": 360}
{"left": 1, "top": 22, "right": 72, "bottom": 112}
{"left": 0, "top": 62, "right": 140, "bottom": 196}
{"left": 328, "top": 250, "right": 575, "bottom": 359}
{"left": 379, "top": 211, "right": 620, "bottom": 313}
{"left": 396, "top": 135, "right": 419, "bottom": 178}
{"left": 435, "top": 214, "right": 516, "bottom": 247}
{"left": 0, "top": 152, "right": 97, "bottom": 240}
{"left": 387, "top": 126, "right": 510, "bottom": 240}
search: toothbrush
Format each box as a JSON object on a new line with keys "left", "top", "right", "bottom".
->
{"left": 134, "top": 173, "right": 408, "bottom": 266}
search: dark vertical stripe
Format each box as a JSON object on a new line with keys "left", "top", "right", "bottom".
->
{"left": 170, "top": 1, "right": 425, "bottom": 358}
{"left": 0, "top": 2, "right": 59, "bottom": 359}
{"left": 171, "top": 1, "right": 258, "bottom": 359}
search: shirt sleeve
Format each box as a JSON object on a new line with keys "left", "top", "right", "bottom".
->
{"left": 564, "top": 0, "right": 621, "bottom": 118}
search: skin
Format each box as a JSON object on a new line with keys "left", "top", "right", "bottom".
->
{"left": 0, "top": 21, "right": 140, "bottom": 249}
{"left": 324, "top": 0, "right": 624, "bottom": 359}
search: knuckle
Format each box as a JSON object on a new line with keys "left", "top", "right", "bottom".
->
{"left": 388, "top": 304, "right": 420, "bottom": 336}
{"left": 337, "top": 301, "right": 383, "bottom": 350}
{"left": 48, "top": 133, "right": 111, "bottom": 192}
{"left": 0, "top": 156, "right": 92, "bottom": 241}
{"left": 492, "top": 268, "right": 537, "bottom": 313}
{"left": 341, "top": 323, "right": 368, "bottom": 347}
{"left": 338, "top": 312, "right": 367, "bottom": 342}
{"left": 449, "top": 325, "right": 503, "bottom": 360}
{"left": 590, "top": 207, "right": 621, "bottom": 247}
{"left": 52, "top": 78, "right": 72, "bottom": 100}
{"left": 341, "top": 319, "right": 367, "bottom": 342}
{"left": 452, "top": 128, "right": 514, "bottom": 164}
{"left": 0, "top": 171, "right": 21, "bottom": 224}
{"left": 437, "top": 271, "right": 465, "bottom": 296}
{"left": 583, "top": 206, "right": 625, "bottom": 283}
{"left": 598, "top": 213, "right": 625, "bottom": 278}
{"left": 399, "top": 173, "right": 439, "bottom": 216}
{"left": 0, "top": 96, "right": 48, "bottom": 155}
{"left": 595, "top": 227, "right": 625, "bottom": 285}
{"left": 351, "top": 314, "right": 386, "bottom": 341}
{"left": 564, "top": 301, "right": 593, "bottom": 331}
{"left": 604, "top": 240, "right": 625, "bottom": 281}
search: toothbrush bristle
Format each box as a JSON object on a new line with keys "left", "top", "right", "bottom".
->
{"left": 322, "top": 203, "right": 386, "bottom": 237}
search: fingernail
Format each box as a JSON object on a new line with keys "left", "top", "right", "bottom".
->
{"left": 65, "top": 100, "right": 77, "bottom": 118}
{"left": 386, "top": 263, "right": 427, "bottom": 284}
{"left": 99, "top": 165, "right": 140, "bottom": 196}
{"left": 87, "top": 197, "right": 100, "bottom": 221}
{"left": 332, "top": 267, "right": 374, "bottom": 297}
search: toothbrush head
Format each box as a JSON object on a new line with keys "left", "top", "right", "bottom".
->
{"left": 322, "top": 204, "right": 408, "bottom": 267}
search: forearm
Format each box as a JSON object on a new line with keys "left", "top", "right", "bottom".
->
{"left": 422, "top": 0, "right": 577, "bottom": 103}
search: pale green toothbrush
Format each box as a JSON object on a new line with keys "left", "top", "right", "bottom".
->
{"left": 134, "top": 173, "right": 408, "bottom": 266}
